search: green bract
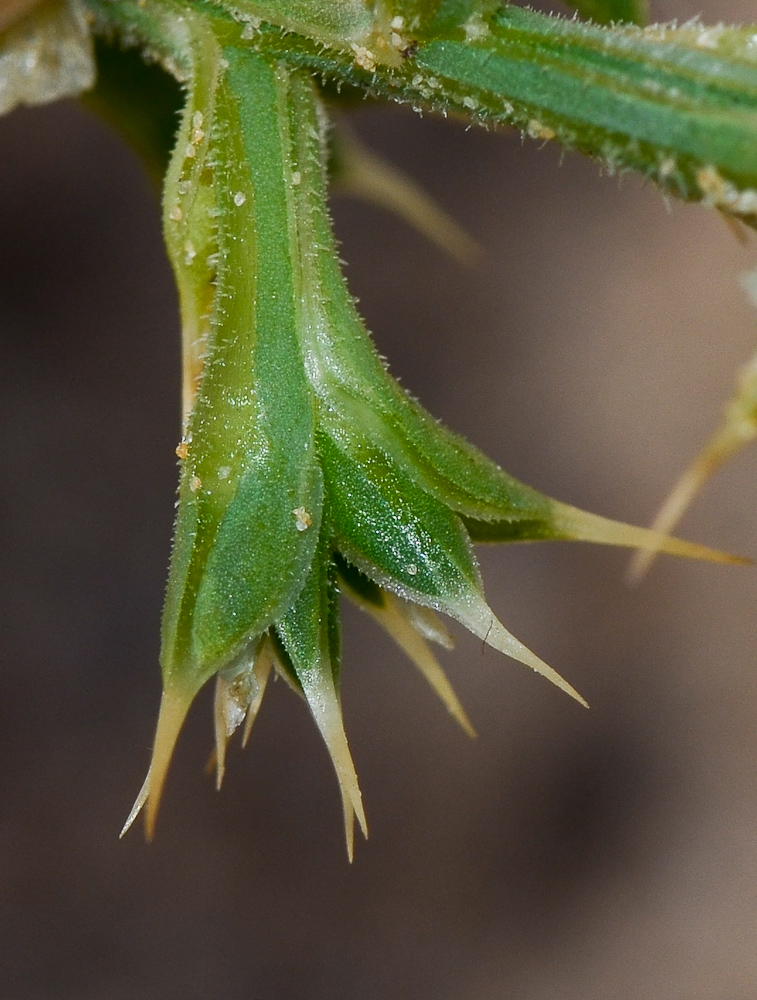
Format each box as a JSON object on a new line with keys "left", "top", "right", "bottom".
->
{"left": 2, "top": 0, "right": 754, "bottom": 855}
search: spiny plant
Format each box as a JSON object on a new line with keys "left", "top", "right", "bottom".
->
{"left": 2, "top": 0, "right": 756, "bottom": 858}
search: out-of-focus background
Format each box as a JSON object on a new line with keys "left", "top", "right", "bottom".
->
{"left": 2, "top": 1, "right": 757, "bottom": 996}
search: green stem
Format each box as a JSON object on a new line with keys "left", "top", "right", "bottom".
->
{"left": 87, "top": 0, "right": 757, "bottom": 221}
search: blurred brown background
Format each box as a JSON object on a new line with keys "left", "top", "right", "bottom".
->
{"left": 2, "top": 2, "right": 757, "bottom": 996}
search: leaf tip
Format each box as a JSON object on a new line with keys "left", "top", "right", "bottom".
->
{"left": 457, "top": 597, "right": 589, "bottom": 708}
{"left": 120, "top": 683, "right": 194, "bottom": 841}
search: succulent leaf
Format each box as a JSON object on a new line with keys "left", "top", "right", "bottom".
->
{"left": 162, "top": 47, "right": 324, "bottom": 693}
{"left": 276, "top": 519, "right": 367, "bottom": 859}
{"left": 414, "top": 7, "right": 757, "bottom": 223}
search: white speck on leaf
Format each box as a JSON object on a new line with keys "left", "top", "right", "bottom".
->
{"left": 293, "top": 507, "right": 312, "bottom": 531}
{"left": 464, "top": 12, "right": 489, "bottom": 41}
{"left": 350, "top": 43, "right": 375, "bottom": 71}
{"left": 527, "top": 120, "right": 556, "bottom": 141}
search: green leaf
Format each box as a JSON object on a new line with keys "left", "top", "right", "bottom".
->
{"left": 275, "top": 60, "right": 565, "bottom": 529}
{"left": 123, "top": 45, "right": 328, "bottom": 839}
{"left": 415, "top": 7, "right": 757, "bottom": 219}
{"left": 276, "top": 518, "right": 367, "bottom": 858}
{"left": 319, "top": 427, "right": 482, "bottom": 608}
{"left": 276, "top": 74, "right": 742, "bottom": 566}
{"left": 105, "top": 0, "right": 750, "bottom": 849}
{"left": 161, "top": 49, "right": 323, "bottom": 688}
{"left": 321, "top": 426, "right": 589, "bottom": 707}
